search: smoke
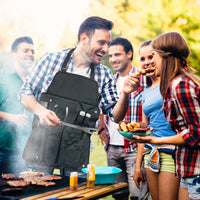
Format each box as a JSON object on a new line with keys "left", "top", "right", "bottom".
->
{"left": 0, "top": 52, "right": 34, "bottom": 174}
{"left": 0, "top": 51, "right": 12, "bottom": 69}
{"left": 8, "top": 111, "right": 34, "bottom": 174}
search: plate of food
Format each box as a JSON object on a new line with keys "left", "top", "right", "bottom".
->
{"left": 118, "top": 121, "right": 154, "bottom": 139}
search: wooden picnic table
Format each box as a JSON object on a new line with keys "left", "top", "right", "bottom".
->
{"left": 20, "top": 182, "right": 128, "bottom": 200}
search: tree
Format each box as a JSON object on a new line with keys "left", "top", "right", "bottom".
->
{"left": 90, "top": 0, "right": 200, "bottom": 75}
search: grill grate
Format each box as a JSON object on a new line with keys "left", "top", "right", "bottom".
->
{"left": 0, "top": 175, "right": 86, "bottom": 199}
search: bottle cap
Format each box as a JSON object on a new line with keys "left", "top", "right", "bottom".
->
{"left": 87, "top": 164, "right": 95, "bottom": 171}
{"left": 70, "top": 172, "right": 78, "bottom": 177}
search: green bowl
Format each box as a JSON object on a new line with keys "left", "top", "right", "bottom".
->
{"left": 118, "top": 127, "right": 153, "bottom": 139}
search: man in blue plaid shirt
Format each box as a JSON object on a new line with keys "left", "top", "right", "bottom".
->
{"left": 19, "top": 16, "right": 140, "bottom": 127}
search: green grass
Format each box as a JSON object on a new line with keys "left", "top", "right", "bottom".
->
{"left": 89, "top": 135, "right": 107, "bottom": 166}
{"left": 89, "top": 135, "right": 113, "bottom": 200}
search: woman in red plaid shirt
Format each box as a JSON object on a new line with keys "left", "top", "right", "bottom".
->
{"left": 130, "top": 32, "right": 200, "bottom": 200}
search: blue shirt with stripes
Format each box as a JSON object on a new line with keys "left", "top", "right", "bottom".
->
{"left": 19, "top": 48, "right": 119, "bottom": 116}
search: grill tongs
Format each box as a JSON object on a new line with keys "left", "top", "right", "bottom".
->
{"left": 60, "top": 107, "right": 99, "bottom": 135}
{"left": 60, "top": 121, "right": 99, "bottom": 135}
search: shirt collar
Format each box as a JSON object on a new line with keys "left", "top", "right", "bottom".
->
{"left": 67, "top": 48, "right": 98, "bottom": 75}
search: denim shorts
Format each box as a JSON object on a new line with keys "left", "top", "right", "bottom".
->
{"left": 180, "top": 175, "right": 200, "bottom": 199}
{"left": 144, "top": 152, "right": 175, "bottom": 173}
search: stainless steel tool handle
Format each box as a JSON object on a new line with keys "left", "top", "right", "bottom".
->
{"left": 60, "top": 121, "right": 98, "bottom": 135}
{"left": 61, "top": 107, "right": 98, "bottom": 135}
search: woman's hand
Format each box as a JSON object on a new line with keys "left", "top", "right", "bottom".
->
{"left": 133, "top": 167, "right": 144, "bottom": 189}
{"left": 124, "top": 135, "right": 159, "bottom": 144}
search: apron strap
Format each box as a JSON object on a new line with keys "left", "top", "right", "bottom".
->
{"left": 61, "top": 48, "right": 95, "bottom": 80}
{"left": 90, "top": 63, "right": 95, "bottom": 80}
{"left": 61, "top": 48, "right": 75, "bottom": 72}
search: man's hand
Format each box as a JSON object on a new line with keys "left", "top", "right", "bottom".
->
{"left": 97, "top": 114, "right": 108, "bottom": 145}
{"left": 21, "top": 94, "right": 61, "bottom": 127}
{"left": 122, "top": 74, "right": 140, "bottom": 94}
{"left": 37, "top": 107, "right": 61, "bottom": 127}
{"left": 99, "top": 129, "right": 109, "bottom": 145}
{"left": 113, "top": 74, "right": 140, "bottom": 123}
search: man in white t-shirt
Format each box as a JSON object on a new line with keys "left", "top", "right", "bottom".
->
{"left": 98, "top": 37, "right": 147, "bottom": 200}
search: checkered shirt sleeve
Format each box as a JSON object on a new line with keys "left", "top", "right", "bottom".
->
{"left": 164, "top": 75, "right": 200, "bottom": 177}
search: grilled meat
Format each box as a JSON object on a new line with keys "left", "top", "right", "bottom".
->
{"left": 7, "top": 180, "right": 31, "bottom": 187}
{"left": 31, "top": 180, "right": 56, "bottom": 187}
{"left": 137, "top": 67, "right": 156, "bottom": 75}
{"left": 2, "top": 174, "right": 16, "bottom": 180}
{"left": 42, "top": 175, "right": 62, "bottom": 181}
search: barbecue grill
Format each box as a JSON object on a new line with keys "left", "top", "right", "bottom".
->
{"left": 0, "top": 175, "right": 86, "bottom": 200}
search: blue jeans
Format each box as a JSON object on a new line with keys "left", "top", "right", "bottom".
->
{"left": 0, "top": 148, "right": 12, "bottom": 175}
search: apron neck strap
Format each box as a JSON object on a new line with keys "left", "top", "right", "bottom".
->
{"left": 61, "top": 48, "right": 95, "bottom": 80}
{"left": 90, "top": 63, "right": 95, "bottom": 80}
{"left": 61, "top": 48, "right": 75, "bottom": 72}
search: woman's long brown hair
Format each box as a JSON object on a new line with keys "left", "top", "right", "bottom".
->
{"left": 151, "top": 32, "right": 200, "bottom": 98}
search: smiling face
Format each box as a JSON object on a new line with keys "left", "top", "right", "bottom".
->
{"left": 83, "top": 29, "right": 111, "bottom": 64}
{"left": 108, "top": 44, "right": 131, "bottom": 73}
{"left": 139, "top": 45, "right": 155, "bottom": 77}
{"left": 12, "top": 42, "right": 35, "bottom": 70}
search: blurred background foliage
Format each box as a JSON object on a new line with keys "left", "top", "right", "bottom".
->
{"left": 89, "top": 0, "right": 200, "bottom": 75}
{"left": 0, "top": 0, "right": 200, "bottom": 76}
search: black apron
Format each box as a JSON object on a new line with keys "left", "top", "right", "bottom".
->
{"left": 23, "top": 48, "right": 99, "bottom": 172}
